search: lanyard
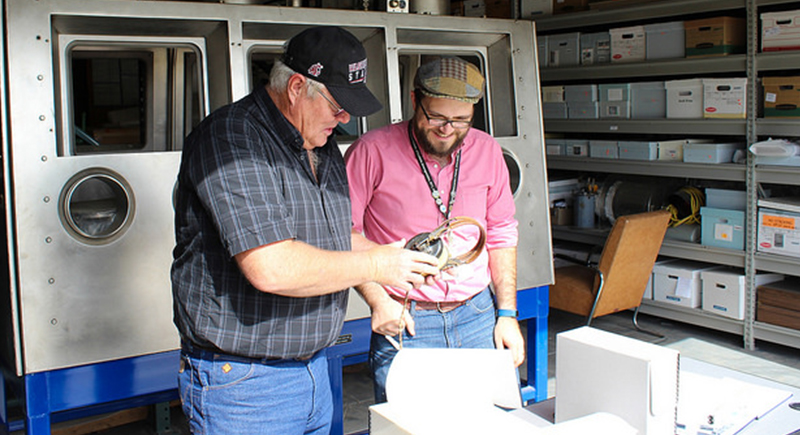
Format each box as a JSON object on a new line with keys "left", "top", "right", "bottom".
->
{"left": 407, "top": 122, "right": 461, "bottom": 220}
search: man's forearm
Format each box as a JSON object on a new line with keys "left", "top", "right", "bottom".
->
{"left": 489, "top": 247, "right": 517, "bottom": 310}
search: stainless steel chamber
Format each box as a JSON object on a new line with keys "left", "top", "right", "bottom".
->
{"left": 1, "top": 0, "right": 552, "bottom": 375}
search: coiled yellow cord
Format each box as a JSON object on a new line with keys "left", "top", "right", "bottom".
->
{"left": 667, "top": 186, "right": 704, "bottom": 227}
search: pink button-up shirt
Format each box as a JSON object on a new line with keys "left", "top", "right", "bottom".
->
{"left": 345, "top": 121, "right": 518, "bottom": 302}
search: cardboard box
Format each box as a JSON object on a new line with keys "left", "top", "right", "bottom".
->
{"left": 645, "top": 258, "right": 678, "bottom": 300}
{"left": 543, "top": 102, "right": 568, "bottom": 119}
{"left": 761, "top": 10, "right": 800, "bottom": 52}
{"left": 610, "top": 26, "right": 646, "bottom": 63}
{"left": 703, "top": 78, "right": 747, "bottom": 119}
{"left": 763, "top": 76, "right": 800, "bottom": 118}
{"left": 565, "top": 139, "right": 589, "bottom": 156}
{"left": 565, "top": 84, "right": 598, "bottom": 102}
{"left": 665, "top": 79, "right": 704, "bottom": 119}
{"left": 581, "top": 31, "right": 611, "bottom": 64}
{"left": 700, "top": 207, "right": 745, "bottom": 250}
{"left": 542, "top": 85, "right": 565, "bottom": 102}
{"left": 555, "top": 327, "right": 679, "bottom": 435}
{"left": 757, "top": 279, "right": 800, "bottom": 330}
{"left": 537, "top": 35, "right": 548, "bottom": 67}
{"left": 521, "top": 0, "right": 553, "bottom": 19}
{"left": 685, "top": 16, "right": 746, "bottom": 57}
{"left": 701, "top": 268, "right": 783, "bottom": 320}
{"left": 599, "top": 100, "right": 630, "bottom": 118}
{"left": 653, "top": 260, "right": 719, "bottom": 308}
{"left": 618, "top": 141, "right": 658, "bottom": 160}
{"left": 461, "top": 0, "right": 486, "bottom": 16}
{"left": 368, "top": 348, "right": 529, "bottom": 434}
{"left": 546, "top": 138, "right": 566, "bottom": 155}
{"left": 630, "top": 81, "right": 666, "bottom": 118}
{"left": 683, "top": 142, "right": 743, "bottom": 163}
{"left": 589, "top": 140, "right": 618, "bottom": 158}
{"left": 552, "top": 0, "right": 588, "bottom": 15}
{"left": 599, "top": 83, "right": 630, "bottom": 101}
{"left": 757, "top": 206, "right": 800, "bottom": 258}
{"left": 655, "top": 138, "right": 712, "bottom": 161}
{"left": 485, "top": 0, "right": 512, "bottom": 18}
{"left": 705, "top": 188, "right": 746, "bottom": 211}
{"left": 547, "top": 32, "right": 581, "bottom": 67}
{"left": 645, "top": 21, "right": 685, "bottom": 60}
{"left": 568, "top": 101, "right": 599, "bottom": 119}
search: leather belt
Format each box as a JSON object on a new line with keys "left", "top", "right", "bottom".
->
{"left": 390, "top": 293, "right": 470, "bottom": 313}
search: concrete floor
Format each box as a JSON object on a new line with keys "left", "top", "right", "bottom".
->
{"left": 23, "top": 309, "right": 800, "bottom": 435}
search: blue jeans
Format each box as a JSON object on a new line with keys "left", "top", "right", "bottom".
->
{"left": 178, "top": 346, "right": 332, "bottom": 435}
{"left": 369, "top": 287, "right": 496, "bottom": 403}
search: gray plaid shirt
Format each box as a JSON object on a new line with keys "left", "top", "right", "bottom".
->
{"left": 171, "top": 86, "right": 350, "bottom": 359}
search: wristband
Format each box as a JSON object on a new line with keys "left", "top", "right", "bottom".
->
{"left": 496, "top": 309, "right": 518, "bottom": 318}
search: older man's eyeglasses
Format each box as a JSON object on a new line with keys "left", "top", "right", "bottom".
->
{"left": 316, "top": 89, "right": 346, "bottom": 117}
{"left": 419, "top": 104, "right": 472, "bottom": 130}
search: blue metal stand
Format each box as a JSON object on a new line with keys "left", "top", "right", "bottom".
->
{"left": 2, "top": 286, "right": 548, "bottom": 435}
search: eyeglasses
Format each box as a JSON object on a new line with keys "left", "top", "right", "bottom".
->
{"left": 418, "top": 104, "right": 472, "bottom": 130}
{"left": 316, "top": 89, "right": 346, "bottom": 117}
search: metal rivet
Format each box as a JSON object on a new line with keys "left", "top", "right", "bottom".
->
{"left": 37, "top": 75, "right": 44, "bottom": 81}
{"left": 51, "top": 318, "right": 58, "bottom": 325}
{"left": 41, "top": 155, "right": 47, "bottom": 162}
{"left": 48, "top": 278, "right": 55, "bottom": 284}
{"left": 39, "top": 115, "right": 46, "bottom": 121}
{"left": 43, "top": 196, "right": 50, "bottom": 203}
{"left": 45, "top": 237, "right": 52, "bottom": 243}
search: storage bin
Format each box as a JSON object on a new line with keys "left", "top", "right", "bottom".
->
{"left": 665, "top": 79, "right": 704, "bottom": 119}
{"left": 645, "top": 21, "right": 685, "bottom": 60}
{"left": 545, "top": 138, "right": 566, "bottom": 155}
{"left": 565, "top": 139, "right": 589, "bottom": 157}
{"left": 683, "top": 142, "right": 743, "bottom": 163}
{"left": 705, "top": 188, "right": 746, "bottom": 211}
{"left": 552, "top": 0, "right": 588, "bottom": 15}
{"left": 618, "top": 141, "right": 658, "bottom": 160}
{"left": 762, "top": 76, "right": 800, "bottom": 118}
{"left": 761, "top": 9, "right": 800, "bottom": 52}
{"left": 542, "top": 85, "right": 565, "bottom": 102}
{"left": 700, "top": 207, "right": 745, "bottom": 250}
{"left": 589, "top": 140, "right": 618, "bottom": 158}
{"left": 599, "top": 100, "right": 630, "bottom": 118}
{"left": 685, "top": 16, "right": 746, "bottom": 57}
{"left": 599, "top": 83, "right": 630, "bottom": 101}
{"left": 630, "top": 81, "right": 666, "bottom": 118}
{"left": 703, "top": 78, "right": 747, "bottom": 119}
{"left": 701, "top": 268, "right": 783, "bottom": 320}
{"left": 521, "top": 0, "right": 552, "bottom": 19}
{"left": 568, "top": 101, "right": 599, "bottom": 119}
{"left": 645, "top": 258, "right": 678, "bottom": 300}
{"left": 653, "top": 260, "right": 719, "bottom": 308}
{"left": 543, "top": 102, "right": 568, "bottom": 119}
{"left": 610, "top": 25, "right": 646, "bottom": 63}
{"left": 564, "top": 84, "right": 598, "bottom": 102}
{"left": 758, "top": 206, "right": 800, "bottom": 258}
{"left": 580, "top": 31, "right": 611, "bottom": 64}
{"left": 547, "top": 32, "right": 580, "bottom": 67}
{"left": 537, "top": 35, "right": 548, "bottom": 68}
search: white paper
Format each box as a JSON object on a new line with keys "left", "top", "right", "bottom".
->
{"left": 675, "top": 276, "right": 693, "bottom": 298}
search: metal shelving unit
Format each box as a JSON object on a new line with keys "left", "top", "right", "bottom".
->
{"left": 539, "top": 0, "right": 800, "bottom": 350}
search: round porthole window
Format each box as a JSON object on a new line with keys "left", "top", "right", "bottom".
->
{"left": 60, "top": 169, "right": 134, "bottom": 243}
{"left": 502, "top": 149, "right": 522, "bottom": 197}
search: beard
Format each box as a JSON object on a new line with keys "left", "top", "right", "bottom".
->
{"left": 412, "top": 121, "right": 469, "bottom": 160}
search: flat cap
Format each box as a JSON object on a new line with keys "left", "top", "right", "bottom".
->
{"left": 414, "top": 56, "right": 485, "bottom": 104}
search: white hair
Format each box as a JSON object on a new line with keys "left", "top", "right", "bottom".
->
{"left": 268, "top": 59, "right": 323, "bottom": 98}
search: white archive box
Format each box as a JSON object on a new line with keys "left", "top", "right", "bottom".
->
{"left": 701, "top": 268, "right": 783, "bottom": 320}
{"left": 703, "top": 78, "right": 747, "bottom": 119}
{"left": 665, "top": 79, "right": 704, "bottom": 119}
{"left": 556, "top": 327, "right": 679, "bottom": 435}
{"left": 610, "top": 26, "right": 646, "bottom": 63}
{"left": 653, "top": 260, "right": 720, "bottom": 308}
{"left": 645, "top": 258, "right": 678, "bottom": 300}
{"left": 369, "top": 348, "right": 638, "bottom": 435}
{"left": 757, "top": 198, "right": 800, "bottom": 258}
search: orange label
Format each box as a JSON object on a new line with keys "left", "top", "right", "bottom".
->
{"left": 763, "top": 215, "right": 796, "bottom": 230}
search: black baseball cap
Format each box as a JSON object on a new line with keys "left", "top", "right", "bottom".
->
{"left": 282, "top": 26, "right": 382, "bottom": 117}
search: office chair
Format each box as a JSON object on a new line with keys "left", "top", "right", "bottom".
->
{"left": 549, "top": 209, "right": 671, "bottom": 337}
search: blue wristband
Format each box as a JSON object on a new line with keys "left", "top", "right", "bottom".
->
{"left": 496, "top": 309, "right": 518, "bottom": 318}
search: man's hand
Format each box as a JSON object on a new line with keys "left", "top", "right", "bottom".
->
{"left": 369, "top": 240, "right": 440, "bottom": 291}
{"left": 370, "top": 293, "right": 416, "bottom": 338}
{"left": 494, "top": 317, "right": 525, "bottom": 367}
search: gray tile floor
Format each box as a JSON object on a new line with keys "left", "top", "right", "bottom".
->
{"left": 29, "top": 309, "right": 800, "bottom": 435}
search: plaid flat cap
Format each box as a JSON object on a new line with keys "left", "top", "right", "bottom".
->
{"left": 414, "top": 56, "right": 485, "bottom": 104}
